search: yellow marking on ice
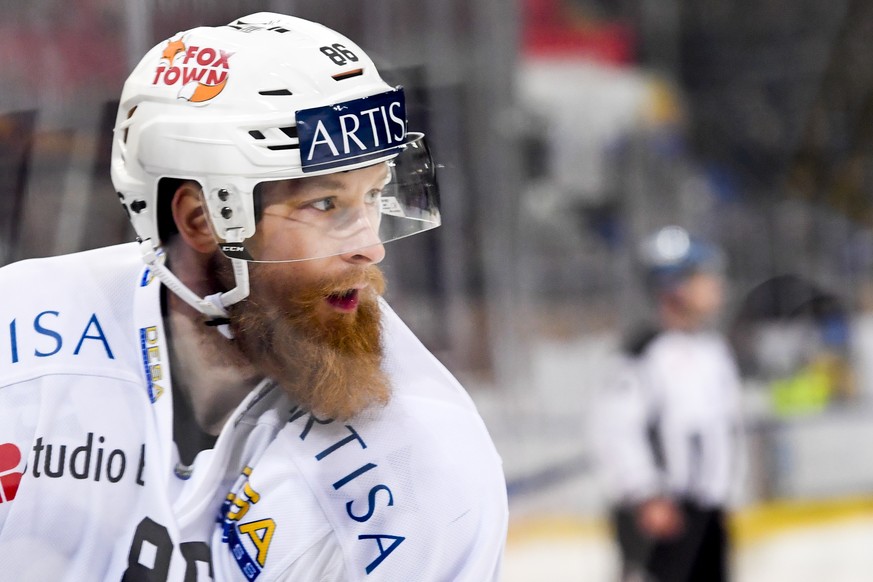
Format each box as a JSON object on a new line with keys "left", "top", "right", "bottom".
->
{"left": 506, "top": 496, "right": 873, "bottom": 548}
{"left": 730, "top": 496, "right": 873, "bottom": 548}
{"left": 507, "top": 515, "right": 609, "bottom": 545}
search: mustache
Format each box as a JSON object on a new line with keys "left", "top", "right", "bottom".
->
{"left": 208, "top": 252, "right": 386, "bottom": 311}
{"left": 224, "top": 265, "right": 388, "bottom": 347}
{"left": 301, "top": 265, "right": 386, "bottom": 304}
{"left": 244, "top": 263, "right": 386, "bottom": 310}
{"left": 249, "top": 265, "right": 386, "bottom": 322}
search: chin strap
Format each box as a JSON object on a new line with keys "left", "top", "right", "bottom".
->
{"left": 201, "top": 293, "right": 234, "bottom": 339}
{"left": 139, "top": 240, "right": 250, "bottom": 339}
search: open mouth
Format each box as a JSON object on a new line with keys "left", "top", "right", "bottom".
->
{"left": 325, "top": 288, "right": 360, "bottom": 311}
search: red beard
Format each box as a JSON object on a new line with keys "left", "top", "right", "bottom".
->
{"left": 224, "top": 262, "right": 390, "bottom": 420}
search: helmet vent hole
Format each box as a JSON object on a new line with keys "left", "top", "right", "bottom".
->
{"left": 258, "top": 89, "right": 293, "bottom": 96}
{"left": 278, "top": 126, "right": 298, "bottom": 139}
{"left": 332, "top": 68, "right": 364, "bottom": 81}
{"left": 249, "top": 126, "right": 300, "bottom": 150}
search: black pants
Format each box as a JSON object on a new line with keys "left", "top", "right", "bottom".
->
{"left": 613, "top": 501, "right": 728, "bottom": 582}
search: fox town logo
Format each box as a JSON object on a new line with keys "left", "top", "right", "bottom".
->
{"left": 152, "top": 37, "right": 234, "bottom": 103}
{"left": 0, "top": 443, "right": 23, "bottom": 503}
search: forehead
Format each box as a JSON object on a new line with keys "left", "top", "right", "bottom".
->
{"left": 263, "top": 162, "right": 390, "bottom": 196}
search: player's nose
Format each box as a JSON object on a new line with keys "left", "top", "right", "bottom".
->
{"left": 340, "top": 238, "right": 385, "bottom": 265}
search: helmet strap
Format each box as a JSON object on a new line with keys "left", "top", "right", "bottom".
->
{"left": 138, "top": 240, "right": 250, "bottom": 339}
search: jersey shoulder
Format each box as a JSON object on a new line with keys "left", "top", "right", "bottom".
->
{"left": 219, "top": 405, "right": 507, "bottom": 581}
{"left": 0, "top": 243, "right": 145, "bottom": 384}
{"left": 377, "top": 299, "right": 505, "bottom": 491}
{"left": 378, "top": 300, "right": 479, "bottom": 408}
{"left": 0, "top": 243, "right": 142, "bottom": 311}
{"left": 215, "top": 303, "right": 507, "bottom": 581}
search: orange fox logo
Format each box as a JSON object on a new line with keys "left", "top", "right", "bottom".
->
{"left": 153, "top": 37, "right": 232, "bottom": 104}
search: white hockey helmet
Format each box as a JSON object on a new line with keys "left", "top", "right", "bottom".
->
{"left": 110, "top": 12, "right": 439, "bottom": 316}
{"left": 639, "top": 225, "right": 724, "bottom": 291}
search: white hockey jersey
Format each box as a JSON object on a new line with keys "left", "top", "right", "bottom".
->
{"left": 0, "top": 243, "right": 508, "bottom": 581}
{"left": 591, "top": 328, "right": 743, "bottom": 508}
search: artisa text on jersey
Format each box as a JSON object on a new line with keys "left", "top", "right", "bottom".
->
{"left": 221, "top": 406, "right": 407, "bottom": 580}
{"left": 3, "top": 311, "right": 115, "bottom": 364}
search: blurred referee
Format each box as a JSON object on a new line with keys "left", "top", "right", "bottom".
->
{"left": 592, "top": 226, "right": 743, "bottom": 582}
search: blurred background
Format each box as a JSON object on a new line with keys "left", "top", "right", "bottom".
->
{"left": 4, "top": 0, "right": 873, "bottom": 579}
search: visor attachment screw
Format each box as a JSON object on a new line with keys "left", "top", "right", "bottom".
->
{"left": 218, "top": 188, "right": 230, "bottom": 201}
{"left": 130, "top": 200, "right": 147, "bottom": 213}
{"left": 221, "top": 207, "right": 233, "bottom": 219}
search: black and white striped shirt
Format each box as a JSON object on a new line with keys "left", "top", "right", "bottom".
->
{"left": 593, "top": 327, "right": 743, "bottom": 507}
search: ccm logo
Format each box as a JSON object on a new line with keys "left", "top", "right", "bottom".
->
{"left": 220, "top": 244, "right": 253, "bottom": 260}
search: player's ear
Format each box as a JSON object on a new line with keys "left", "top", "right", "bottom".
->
{"left": 171, "top": 181, "right": 217, "bottom": 254}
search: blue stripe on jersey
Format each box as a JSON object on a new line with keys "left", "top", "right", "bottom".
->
{"left": 225, "top": 525, "right": 262, "bottom": 580}
{"left": 138, "top": 328, "right": 156, "bottom": 403}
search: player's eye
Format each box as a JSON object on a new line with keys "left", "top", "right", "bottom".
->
{"left": 365, "top": 189, "right": 382, "bottom": 205}
{"left": 309, "top": 197, "right": 336, "bottom": 212}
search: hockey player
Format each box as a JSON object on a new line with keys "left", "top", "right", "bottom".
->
{"left": 0, "top": 13, "right": 507, "bottom": 581}
{"left": 591, "top": 226, "right": 742, "bottom": 582}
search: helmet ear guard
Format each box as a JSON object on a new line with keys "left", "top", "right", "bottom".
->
{"left": 110, "top": 12, "right": 440, "bottom": 316}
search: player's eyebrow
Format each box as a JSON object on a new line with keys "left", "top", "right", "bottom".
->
{"left": 306, "top": 168, "right": 391, "bottom": 192}
{"left": 306, "top": 177, "right": 347, "bottom": 191}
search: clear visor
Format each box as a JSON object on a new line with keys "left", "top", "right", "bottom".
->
{"left": 216, "top": 134, "right": 440, "bottom": 262}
